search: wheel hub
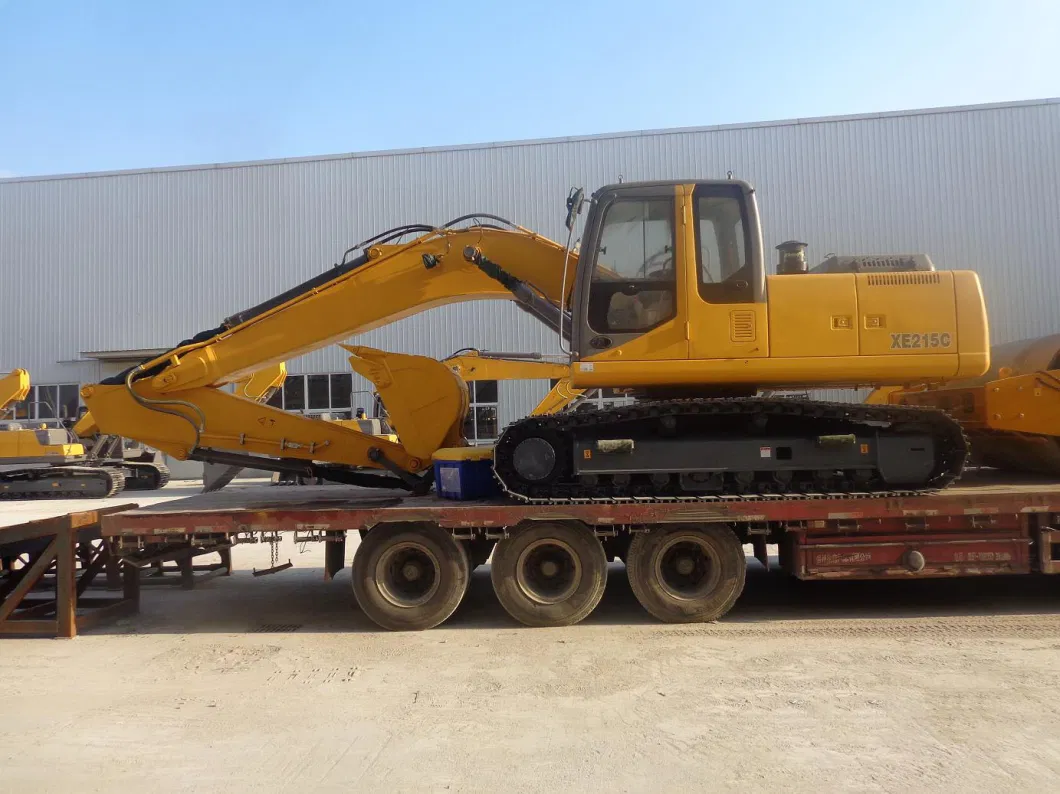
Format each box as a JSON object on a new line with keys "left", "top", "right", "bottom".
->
{"left": 655, "top": 535, "right": 721, "bottom": 602}
{"left": 375, "top": 542, "right": 441, "bottom": 608}
{"left": 402, "top": 562, "right": 423, "bottom": 581}
{"left": 674, "top": 555, "right": 696, "bottom": 576}
{"left": 515, "top": 538, "right": 581, "bottom": 605}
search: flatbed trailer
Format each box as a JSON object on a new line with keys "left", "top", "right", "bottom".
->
{"left": 97, "top": 471, "right": 1060, "bottom": 631}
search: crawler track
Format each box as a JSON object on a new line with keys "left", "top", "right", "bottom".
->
{"left": 494, "top": 398, "right": 968, "bottom": 503}
{"left": 0, "top": 466, "right": 126, "bottom": 499}
{"left": 122, "top": 461, "right": 171, "bottom": 491}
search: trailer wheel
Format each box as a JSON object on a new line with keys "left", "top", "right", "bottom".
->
{"left": 626, "top": 524, "right": 746, "bottom": 623}
{"left": 351, "top": 522, "right": 469, "bottom": 631}
{"left": 490, "top": 522, "right": 606, "bottom": 627}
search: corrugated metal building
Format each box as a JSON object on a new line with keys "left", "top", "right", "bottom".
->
{"left": 2, "top": 98, "right": 1058, "bottom": 461}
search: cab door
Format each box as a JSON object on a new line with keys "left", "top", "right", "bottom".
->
{"left": 571, "top": 184, "right": 689, "bottom": 373}
{"left": 686, "top": 183, "right": 769, "bottom": 360}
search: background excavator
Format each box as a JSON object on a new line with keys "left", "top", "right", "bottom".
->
{"left": 79, "top": 179, "right": 991, "bottom": 503}
{"left": 867, "top": 334, "right": 1060, "bottom": 477}
{"left": 0, "top": 369, "right": 125, "bottom": 498}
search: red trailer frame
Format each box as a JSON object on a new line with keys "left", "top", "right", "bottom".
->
{"left": 101, "top": 474, "right": 1060, "bottom": 583}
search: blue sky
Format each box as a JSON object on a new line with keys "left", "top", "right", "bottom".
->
{"left": 1, "top": 0, "right": 1057, "bottom": 177}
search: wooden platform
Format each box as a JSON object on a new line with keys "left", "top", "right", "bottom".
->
{"left": 0, "top": 506, "right": 140, "bottom": 638}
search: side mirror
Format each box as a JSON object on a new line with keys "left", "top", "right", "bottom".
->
{"left": 565, "top": 187, "right": 585, "bottom": 232}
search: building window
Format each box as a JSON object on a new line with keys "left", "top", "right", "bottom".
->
{"left": 268, "top": 373, "right": 354, "bottom": 419}
{"left": 463, "top": 380, "right": 499, "bottom": 444}
{"left": 6, "top": 384, "right": 81, "bottom": 421}
{"left": 307, "top": 374, "right": 329, "bottom": 411}
{"left": 330, "top": 374, "right": 353, "bottom": 411}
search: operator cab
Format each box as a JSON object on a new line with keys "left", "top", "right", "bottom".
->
{"left": 569, "top": 180, "right": 765, "bottom": 360}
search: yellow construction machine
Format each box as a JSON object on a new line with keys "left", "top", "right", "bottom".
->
{"left": 0, "top": 369, "right": 125, "bottom": 498}
{"left": 868, "top": 334, "right": 1060, "bottom": 476}
{"left": 80, "top": 179, "right": 991, "bottom": 500}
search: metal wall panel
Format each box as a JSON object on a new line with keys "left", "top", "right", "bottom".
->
{"left": 1, "top": 99, "right": 1057, "bottom": 392}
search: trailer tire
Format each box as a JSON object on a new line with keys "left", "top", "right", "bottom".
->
{"left": 626, "top": 524, "right": 745, "bottom": 623}
{"left": 490, "top": 522, "right": 606, "bottom": 627}
{"left": 352, "top": 522, "right": 469, "bottom": 631}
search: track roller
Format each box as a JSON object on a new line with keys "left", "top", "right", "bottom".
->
{"left": 625, "top": 524, "right": 746, "bottom": 623}
{"left": 351, "top": 522, "right": 469, "bottom": 631}
{"left": 490, "top": 521, "right": 607, "bottom": 627}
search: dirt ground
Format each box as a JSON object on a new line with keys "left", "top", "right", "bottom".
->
{"left": 3, "top": 486, "right": 1060, "bottom": 792}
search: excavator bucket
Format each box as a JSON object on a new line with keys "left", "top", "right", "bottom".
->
{"left": 341, "top": 345, "right": 469, "bottom": 459}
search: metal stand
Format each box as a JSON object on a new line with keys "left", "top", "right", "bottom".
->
{"left": 0, "top": 505, "right": 139, "bottom": 638}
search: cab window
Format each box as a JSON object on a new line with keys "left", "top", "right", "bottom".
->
{"left": 588, "top": 198, "right": 676, "bottom": 334}
{"left": 695, "top": 188, "right": 752, "bottom": 304}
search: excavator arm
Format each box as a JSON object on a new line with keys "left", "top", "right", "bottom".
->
{"left": 80, "top": 224, "right": 575, "bottom": 481}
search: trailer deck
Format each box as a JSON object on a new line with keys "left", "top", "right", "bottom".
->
{"left": 102, "top": 472, "right": 1060, "bottom": 584}
{"left": 102, "top": 475, "right": 1060, "bottom": 532}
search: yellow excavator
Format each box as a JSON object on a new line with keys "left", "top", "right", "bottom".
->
{"left": 80, "top": 179, "right": 990, "bottom": 501}
{"left": 867, "top": 334, "right": 1060, "bottom": 476}
{"left": 0, "top": 369, "right": 125, "bottom": 498}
